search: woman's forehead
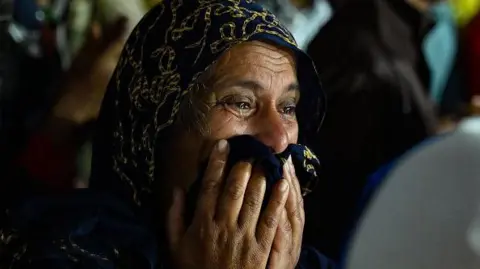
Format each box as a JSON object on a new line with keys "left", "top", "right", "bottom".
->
{"left": 210, "top": 41, "right": 297, "bottom": 80}
{"left": 217, "top": 41, "right": 296, "bottom": 67}
{"left": 207, "top": 41, "right": 298, "bottom": 90}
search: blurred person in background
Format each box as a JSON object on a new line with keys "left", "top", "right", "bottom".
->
{"left": 1, "top": 0, "right": 79, "bottom": 190}
{"left": 0, "top": 0, "right": 146, "bottom": 191}
{"left": 303, "top": 0, "right": 443, "bottom": 261}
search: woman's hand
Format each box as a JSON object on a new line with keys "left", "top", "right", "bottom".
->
{"left": 269, "top": 158, "right": 305, "bottom": 268}
{"left": 167, "top": 140, "right": 291, "bottom": 269}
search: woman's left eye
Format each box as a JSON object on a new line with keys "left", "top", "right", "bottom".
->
{"left": 282, "top": 105, "right": 296, "bottom": 116}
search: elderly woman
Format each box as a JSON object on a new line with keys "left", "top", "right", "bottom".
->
{"left": 0, "top": 0, "right": 332, "bottom": 268}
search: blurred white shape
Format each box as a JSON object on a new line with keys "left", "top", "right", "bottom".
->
{"left": 258, "top": 0, "right": 332, "bottom": 50}
{"left": 289, "top": 0, "right": 332, "bottom": 49}
{"left": 347, "top": 116, "right": 480, "bottom": 269}
{"left": 467, "top": 209, "right": 480, "bottom": 257}
{"left": 460, "top": 117, "right": 480, "bottom": 135}
{"left": 7, "top": 22, "right": 41, "bottom": 57}
{"left": 68, "top": 0, "right": 93, "bottom": 57}
{"left": 97, "top": 0, "right": 146, "bottom": 35}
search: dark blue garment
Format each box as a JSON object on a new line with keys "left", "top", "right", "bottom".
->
{"left": 299, "top": 246, "right": 337, "bottom": 269}
{"left": 13, "top": 0, "right": 42, "bottom": 30}
{"left": 0, "top": 190, "right": 158, "bottom": 269}
{"left": 0, "top": 190, "right": 334, "bottom": 268}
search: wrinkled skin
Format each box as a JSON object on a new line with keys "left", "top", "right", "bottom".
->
{"left": 163, "top": 41, "right": 305, "bottom": 269}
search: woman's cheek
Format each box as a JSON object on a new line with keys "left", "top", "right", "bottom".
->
{"left": 207, "top": 111, "right": 250, "bottom": 140}
{"left": 285, "top": 120, "right": 299, "bottom": 144}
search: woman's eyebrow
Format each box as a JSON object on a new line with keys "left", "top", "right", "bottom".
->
{"left": 222, "top": 79, "right": 300, "bottom": 93}
{"left": 287, "top": 83, "right": 300, "bottom": 92}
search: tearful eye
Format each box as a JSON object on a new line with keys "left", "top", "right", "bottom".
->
{"left": 282, "top": 105, "right": 296, "bottom": 115}
{"left": 215, "top": 95, "right": 256, "bottom": 117}
{"left": 235, "top": 102, "right": 251, "bottom": 110}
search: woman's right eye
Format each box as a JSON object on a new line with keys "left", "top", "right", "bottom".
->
{"left": 216, "top": 96, "right": 255, "bottom": 117}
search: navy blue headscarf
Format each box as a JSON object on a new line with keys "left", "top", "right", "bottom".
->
{"left": 0, "top": 1, "right": 330, "bottom": 268}
{"left": 90, "top": 0, "right": 325, "bottom": 210}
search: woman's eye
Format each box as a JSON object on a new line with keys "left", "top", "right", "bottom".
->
{"left": 216, "top": 96, "right": 255, "bottom": 116}
{"left": 282, "top": 105, "right": 296, "bottom": 116}
{"left": 234, "top": 102, "right": 251, "bottom": 110}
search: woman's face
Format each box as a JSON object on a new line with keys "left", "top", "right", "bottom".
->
{"left": 158, "top": 41, "right": 299, "bottom": 206}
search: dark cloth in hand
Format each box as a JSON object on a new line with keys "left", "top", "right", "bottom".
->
{"left": 185, "top": 135, "right": 320, "bottom": 225}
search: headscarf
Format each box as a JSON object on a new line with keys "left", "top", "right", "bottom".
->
{"left": 90, "top": 0, "right": 325, "bottom": 211}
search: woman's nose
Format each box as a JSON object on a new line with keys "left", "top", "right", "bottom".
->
{"left": 254, "top": 109, "right": 290, "bottom": 154}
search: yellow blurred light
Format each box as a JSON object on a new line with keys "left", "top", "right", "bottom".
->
{"left": 450, "top": 0, "right": 480, "bottom": 26}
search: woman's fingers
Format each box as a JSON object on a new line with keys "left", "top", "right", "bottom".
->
{"left": 288, "top": 158, "right": 303, "bottom": 203}
{"left": 284, "top": 158, "right": 304, "bottom": 227}
{"left": 195, "top": 140, "right": 229, "bottom": 221}
{"left": 289, "top": 158, "right": 305, "bottom": 222}
{"left": 238, "top": 165, "right": 268, "bottom": 229}
{"left": 255, "top": 179, "right": 289, "bottom": 250}
{"left": 216, "top": 161, "right": 252, "bottom": 225}
{"left": 268, "top": 209, "right": 292, "bottom": 268}
{"left": 283, "top": 157, "right": 305, "bottom": 264}
{"left": 272, "top": 209, "right": 290, "bottom": 250}
{"left": 167, "top": 187, "right": 186, "bottom": 251}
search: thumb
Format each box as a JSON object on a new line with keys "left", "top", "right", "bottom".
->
{"left": 167, "top": 187, "right": 186, "bottom": 250}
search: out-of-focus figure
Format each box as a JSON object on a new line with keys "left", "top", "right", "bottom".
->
{"left": 308, "top": 0, "right": 441, "bottom": 179}
{"left": 303, "top": 0, "right": 440, "bottom": 261}
{"left": 0, "top": 0, "right": 146, "bottom": 190}
{"left": 346, "top": 117, "right": 480, "bottom": 269}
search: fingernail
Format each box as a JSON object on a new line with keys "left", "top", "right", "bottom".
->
{"left": 279, "top": 179, "right": 289, "bottom": 192}
{"left": 285, "top": 158, "right": 292, "bottom": 172}
{"left": 216, "top": 140, "right": 228, "bottom": 153}
{"left": 288, "top": 158, "right": 294, "bottom": 172}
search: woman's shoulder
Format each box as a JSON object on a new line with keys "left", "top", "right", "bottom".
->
{"left": 1, "top": 189, "right": 158, "bottom": 269}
